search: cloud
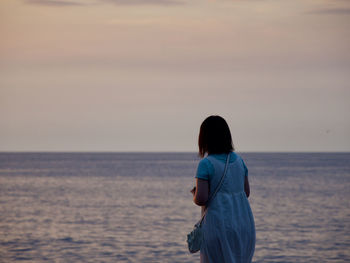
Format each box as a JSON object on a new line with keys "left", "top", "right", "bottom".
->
{"left": 26, "top": 0, "right": 85, "bottom": 6}
{"left": 103, "top": 0, "right": 184, "bottom": 5}
{"left": 307, "top": 8, "right": 350, "bottom": 15}
{"left": 25, "top": 0, "right": 184, "bottom": 6}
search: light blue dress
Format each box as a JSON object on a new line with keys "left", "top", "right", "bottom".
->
{"left": 196, "top": 152, "right": 255, "bottom": 263}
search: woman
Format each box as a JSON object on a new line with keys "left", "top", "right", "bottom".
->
{"left": 191, "top": 115, "right": 255, "bottom": 263}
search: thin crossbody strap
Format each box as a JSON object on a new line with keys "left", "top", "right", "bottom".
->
{"left": 199, "top": 153, "right": 230, "bottom": 225}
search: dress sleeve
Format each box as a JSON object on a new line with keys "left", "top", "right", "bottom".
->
{"left": 242, "top": 159, "right": 248, "bottom": 177}
{"left": 195, "top": 158, "right": 214, "bottom": 180}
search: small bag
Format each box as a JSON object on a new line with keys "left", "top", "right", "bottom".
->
{"left": 187, "top": 221, "right": 203, "bottom": 253}
{"left": 187, "top": 154, "right": 230, "bottom": 253}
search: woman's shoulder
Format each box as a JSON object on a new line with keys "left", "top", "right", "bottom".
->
{"left": 233, "top": 152, "right": 242, "bottom": 161}
{"left": 198, "top": 157, "right": 214, "bottom": 169}
{"left": 233, "top": 153, "right": 248, "bottom": 175}
{"left": 196, "top": 157, "right": 215, "bottom": 180}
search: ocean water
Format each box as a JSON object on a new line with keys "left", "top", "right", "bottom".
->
{"left": 0, "top": 152, "right": 349, "bottom": 263}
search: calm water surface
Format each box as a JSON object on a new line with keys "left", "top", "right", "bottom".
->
{"left": 0, "top": 152, "right": 349, "bottom": 262}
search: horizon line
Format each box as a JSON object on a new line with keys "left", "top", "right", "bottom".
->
{"left": 1, "top": 150, "right": 349, "bottom": 154}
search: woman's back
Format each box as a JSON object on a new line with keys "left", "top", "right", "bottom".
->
{"left": 205, "top": 152, "right": 246, "bottom": 194}
{"left": 197, "top": 152, "right": 255, "bottom": 263}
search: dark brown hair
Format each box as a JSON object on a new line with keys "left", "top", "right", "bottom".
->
{"left": 198, "top": 115, "right": 234, "bottom": 157}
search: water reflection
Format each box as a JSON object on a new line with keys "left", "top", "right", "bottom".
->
{"left": 0, "top": 153, "right": 349, "bottom": 262}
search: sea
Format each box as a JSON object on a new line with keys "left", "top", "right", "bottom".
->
{"left": 0, "top": 152, "right": 349, "bottom": 263}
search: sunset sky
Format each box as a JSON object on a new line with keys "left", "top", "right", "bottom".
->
{"left": 1, "top": 0, "right": 349, "bottom": 152}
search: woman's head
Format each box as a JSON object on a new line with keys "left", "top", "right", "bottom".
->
{"left": 198, "top": 115, "right": 234, "bottom": 157}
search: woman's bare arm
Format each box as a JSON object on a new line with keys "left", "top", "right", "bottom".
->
{"left": 193, "top": 178, "right": 209, "bottom": 206}
{"left": 244, "top": 176, "right": 250, "bottom": 198}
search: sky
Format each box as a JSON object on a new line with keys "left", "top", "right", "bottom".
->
{"left": 1, "top": 0, "right": 349, "bottom": 152}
